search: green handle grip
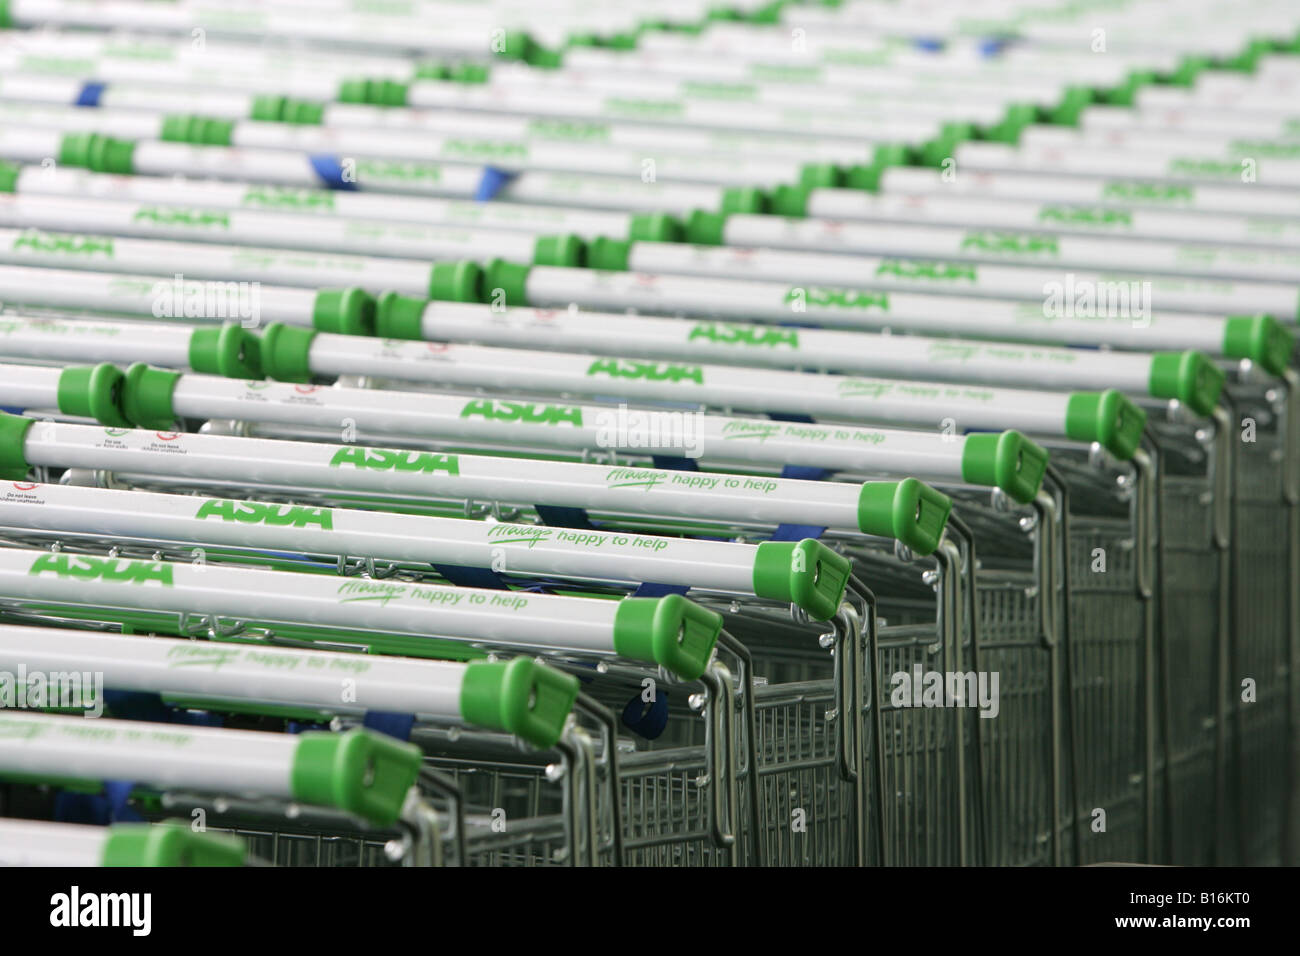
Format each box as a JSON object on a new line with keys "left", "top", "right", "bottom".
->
{"left": 857, "top": 478, "right": 952, "bottom": 555}
{"left": 1065, "top": 390, "right": 1146, "bottom": 460}
{"left": 290, "top": 728, "right": 422, "bottom": 827}
{"left": 612, "top": 594, "right": 721, "bottom": 680}
{"left": 459, "top": 657, "right": 580, "bottom": 749}
{"left": 753, "top": 538, "right": 852, "bottom": 621}
{"left": 961, "top": 430, "right": 1050, "bottom": 504}
{"left": 1149, "top": 351, "right": 1225, "bottom": 416}
{"left": 56, "top": 364, "right": 131, "bottom": 427}
{"left": 101, "top": 821, "right": 246, "bottom": 867}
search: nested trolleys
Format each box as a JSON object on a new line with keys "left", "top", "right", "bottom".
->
{"left": 0, "top": 538, "right": 736, "bottom": 866}
{"left": 830, "top": 162, "right": 1300, "bottom": 222}
{"left": 675, "top": 204, "right": 1300, "bottom": 283}
{"left": 0, "top": 622, "right": 593, "bottom": 865}
{"left": 247, "top": 322, "right": 1160, "bottom": 460}
{"left": 0, "top": 263, "right": 389, "bottom": 334}
{"left": 0, "top": 307, "right": 1217, "bottom": 461}
{"left": 0, "top": 121, "right": 838, "bottom": 213}
{"left": 338, "top": 291, "right": 1246, "bottom": 863}
{"left": 0, "top": 161, "right": 686, "bottom": 244}
{"left": 0, "top": 495, "right": 862, "bottom": 866}
{"left": 86, "top": 363, "right": 1050, "bottom": 505}
{"left": 0, "top": 76, "right": 949, "bottom": 162}
{"left": 0, "top": 478, "right": 860, "bottom": 625}
{"left": 0, "top": 709, "right": 425, "bottom": 831}
{"left": 367, "top": 294, "right": 1284, "bottom": 397}
{"left": 0, "top": 410, "right": 947, "bottom": 555}
{"left": 473, "top": 257, "right": 1298, "bottom": 334}
{"left": 0, "top": 622, "right": 582, "bottom": 750}
{"left": 0, "top": 0, "right": 550, "bottom": 58}
{"left": 0, "top": 257, "right": 1283, "bottom": 375}
{"left": 0, "top": 194, "right": 1294, "bottom": 319}
{"left": 0, "top": 400, "right": 999, "bottom": 864}
{"left": 0, "top": 191, "right": 595, "bottom": 272}
{"left": 0, "top": 818, "right": 246, "bottom": 866}
{"left": 0, "top": 535, "right": 726, "bottom": 678}
{"left": 0, "top": 364, "right": 1055, "bottom": 864}
{"left": 0, "top": 223, "right": 546, "bottom": 300}
{"left": 770, "top": 179, "right": 1300, "bottom": 250}
{"left": 535, "top": 238, "right": 1299, "bottom": 318}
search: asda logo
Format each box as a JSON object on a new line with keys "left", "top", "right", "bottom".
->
{"left": 354, "top": 159, "right": 442, "bottom": 183}
{"left": 682, "top": 81, "right": 757, "bottom": 100}
{"left": 1100, "top": 181, "right": 1193, "bottom": 203}
{"left": 241, "top": 187, "right": 335, "bottom": 211}
{"left": 12, "top": 231, "right": 113, "bottom": 257}
{"left": 1038, "top": 206, "right": 1132, "bottom": 228}
{"left": 17, "top": 55, "right": 96, "bottom": 75}
{"left": 460, "top": 399, "right": 583, "bottom": 426}
{"left": 1229, "top": 140, "right": 1300, "bottom": 159}
{"left": 586, "top": 359, "right": 704, "bottom": 384}
{"left": 688, "top": 322, "right": 798, "bottom": 348}
{"left": 195, "top": 499, "right": 332, "bottom": 529}
{"left": 328, "top": 447, "right": 460, "bottom": 474}
{"left": 28, "top": 554, "right": 173, "bottom": 586}
{"left": 604, "top": 98, "right": 685, "bottom": 117}
{"left": 960, "top": 231, "right": 1058, "bottom": 256}
{"left": 790, "top": 287, "right": 890, "bottom": 310}
{"left": 750, "top": 64, "right": 821, "bottom": 83}
{"left": 527, "top": 119, "right": 610, "bottom": 142}
{"left": 1167, "top": 158, "right": 1239, "bottom": 177}
{"left": 440, "top": 140, "right": 528, "bottom": 160}
{"left": 133, "top": 206, "right": 230, "bottom": 229}
{"left": 874, "top": 260, "right": 976, "bottom": 282}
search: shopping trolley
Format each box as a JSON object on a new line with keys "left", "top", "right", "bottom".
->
{"left": 0, "top": 818, "right": 249, "bottom": 867}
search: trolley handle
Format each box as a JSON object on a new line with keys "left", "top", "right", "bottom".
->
{"left": 0, "top": 477, "right": 854, "bottom": 622}
{"left": 0, "top": 714, "right": 423, "bottom": 828}
{"left": 0, "top": 314, "right": 261, "bottom": 379}
{"left": 0, "top": 544, "right": 723, "bottom": 681}
{"left": 0, "top": 818, "right": 248, "bottom": 867}
{"left": 0, "top": 624, "right": 580, "bottom": 750}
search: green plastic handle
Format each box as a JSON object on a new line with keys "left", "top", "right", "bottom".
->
{"left": 101, "top": 821, "right": 247, "bottom": 867}
{"left": 459, "top": 657, "right": 580, "bottom": 749}
{"left": 857, "top": 478, "right": 952, "bottom": 555}
{"left": 752, "top": 538, "right": 852, "bottom": 621}
{"left": 612, "top": 594, "right": 721, "bottom": 680}
{"left": 1065, "top": 390, "right": 1147, "bottom": 460}
{"left": 289, "top": 728, "right": 422, "bottom": 827}
{"left": 961, "top": 430, "right": 1050, "bottom": 504}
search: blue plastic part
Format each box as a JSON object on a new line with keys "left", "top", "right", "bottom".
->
{"left": 103, "top": 779, "right": 143, "bottom": 822}
{"left": 55, "top": 791, "right": 112, "bottom": 825}
{"left": 308, "top": 154, "right": 360, "bottom": 190}
{"left": 622, "top": 689, "right": 670, "bottom": 740}
{"left": 75, "top": 81, "right": 105, "bottom": 107}
{"left": 769, "top": 523, "right": 827, "bottom": 541}
{"left": 475, "top": 165, "right": 518, "bottom": 201}
{"left": 632, "top": 581, "right": 690, "bottom": 597}
{"left": 534, "top": 504, "right": 598, "bottom": 529}
{"left": 104, "top": 689, "right": 171, "bottom": 722}
{"left": 651, "top": 455, "right": 698, "bottom": 471}
{"left": 430, "top": 563, "right": 510, "bottom": 590}
{"left": 362, "top": 710, "right": 417, "bottom": 742}
{"left": 780, "top": 464, "right": 831, "bottom": 481}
